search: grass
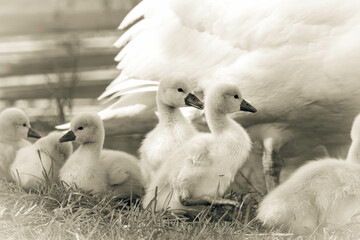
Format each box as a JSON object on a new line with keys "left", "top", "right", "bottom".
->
{"left": 0, "top": 179, "right": 265, "bottom": 240}
{"left": 0, "top": 179, "right": 359, "bottom": 240}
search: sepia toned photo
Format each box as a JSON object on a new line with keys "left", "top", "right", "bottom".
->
{"left": 1, "top": 0, "right": 360, "bottom": 239}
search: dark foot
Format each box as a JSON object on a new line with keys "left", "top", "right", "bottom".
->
{"left": 263, "top": 149, "right": 283, "bottom": 192}
{"left": 180, "top": 195, "right": 239, "bottom": 207}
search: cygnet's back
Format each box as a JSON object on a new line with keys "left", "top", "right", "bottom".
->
{"left": 101, "top": 149, "right": 144, "bottom": 198}
{"left": 11, "top": 131, "right": 73, "bottom": 190}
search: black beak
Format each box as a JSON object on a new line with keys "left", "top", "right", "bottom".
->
{"left": 185, "top": 93, "right": 204, "bottom": 110}
{"left": 27, "top": 128, "right": 41, "bottom": 139}
{"left": 59, "top": 130, "right": 76, "bottom": 143}
{"left": 240, "top": 99, "right": 257, "bottom": 113}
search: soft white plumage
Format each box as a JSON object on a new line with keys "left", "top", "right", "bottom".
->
{"left": 59, "top": 112, "right": 144, "bottom": 198}
{"left": 97, "top": 0, "right": 360, "bottom": 191}
{"left": 0, "top": 108, "right": 41, "bottom": 181}
{"left": 11, "top": 131, "right": 73, "bottom": 190}
{"left": 101, "top": 149, "right": 144, "bottom": 198}
{"left": 143, "top": 82, "right": 256, "bottom": 211}
{"left": 59, "top": 112, "right": 108, "bottom": 193}
{"left": 139, "top": 79, "right": 203, "bottom": 184}
{"left": 257, "top": 114, "right": 360, "bottom": 236}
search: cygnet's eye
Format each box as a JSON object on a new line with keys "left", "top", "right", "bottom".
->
{"left": 177, "top": 88, "right": 184, "bottom": 93}
{"left": 22, "top": 123, "right": 27, "bottom": 127}
{"left": 78, "top": 126, "right": 84, "bottom": 130}
{"left": 234, "top": 95, "right": 239, "bottom": 99}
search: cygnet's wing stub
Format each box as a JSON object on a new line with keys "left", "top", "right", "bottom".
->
{"left": 108, "top": 169, "right": 129, "bottom": 186}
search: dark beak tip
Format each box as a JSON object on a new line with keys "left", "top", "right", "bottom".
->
{"left": 185, "top": 93, "right": 204, "bottom": 110}
{"left": 59, "top": 130, "right": 76, "bottom": 143}
{"left": 240, "top": 99, "right": 257, "bottom": 113}
{"left": 27, "top": 128, "right": 41, "bottom": 139}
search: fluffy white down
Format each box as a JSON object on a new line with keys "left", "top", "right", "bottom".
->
{"left": 59, "top": 147, "right": 108, "bottom": 194}
{"left": 59, "top": 113, "right": 108, "bottom": 194}
{"left": 59, "top": 113, "right": 144, "bottom": 198}
{"left": 0, "top": 140, "right": 30, "bottom": 182}
{"left": 11, "top": 132, "right": 73, "bottom": 190}
{"left": 0, "top": 108, "right": 36, "bottom": 181}
{"left": 257, "top": 159, "right": 360, "bottom": 235}
{"left": 139, "top": 120, "right": 197, "bottom": 184}
{"left": 139, "top": 80, "right": 200, "bottom": 184}
{"left": 101, "top": 149, "right": 144, "bottom": 198}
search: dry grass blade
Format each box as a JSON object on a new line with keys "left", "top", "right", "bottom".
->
{"left": 0, "top": 179, "right": 359, "bottom": 239}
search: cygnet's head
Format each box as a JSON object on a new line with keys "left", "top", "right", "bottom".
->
{"left": 205, "top": 82, "right": 257, "bottom": 114}
{"left": 59, "top": 113, "right": 104, "bottom": 145}
{"left": 351, "top": 114, "right": 360, "bottom": 141}
{"left": 0, "top": 108, "right": 41, "bottom": 142}
{"left": 36, "top": 131, "right": 73, "bottom": 162}
{"left": 157, "top": 80, "right": 203, "bottom": 109}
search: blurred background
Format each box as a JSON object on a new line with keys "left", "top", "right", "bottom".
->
{"left": 0, "top": 0, "right": 142, "bottom": 154}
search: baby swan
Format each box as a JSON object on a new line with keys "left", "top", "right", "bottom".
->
{"left": 59, "top": 112, "right": 108, "bottom": 193}
{"left": 143, "top": 82, "right": 256, "bottom": 211}
{"left": 139, "top": 79, "right": 203, "bottom": 184}
{"left": 0, "top": 108, "right": 41, "bottom": 181}
{"left": 11, "top": 131, "right": 73, "bottom": 190}
{"left": 59, "top": 113, "right": 144, "bottom": 198}
{"left": 257, "top": 114, "right": 360, "bottom": 236}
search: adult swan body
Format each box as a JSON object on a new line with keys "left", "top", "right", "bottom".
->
{"left": 98, "top": 0, "right": 360, "bottom": 191}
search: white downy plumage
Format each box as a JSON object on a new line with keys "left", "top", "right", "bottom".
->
{"left": 143, "top": 82, "right": 256, "bottom": 212}
{"left": 0, "top": 108, "right": 41, "bottom": 181}
{"left": 96, "top": 0, "right": 360, "bottom": 191}
{"left": 257, "top": 114, "right": 360, "bottom": 236}
{"left": 59, "top": 113, "right": 144, "bottom": 198}
{"left": 11, "top": 131, "right": 73, "bottom": 190}
{"left": 139, "top": 79, "right": 203, "bottom": 184}
{"left": 101, "top": 149, "right": 144, "bottom": 198}
{"left": 59, "top": 113, "right": 108, "bottom": 194}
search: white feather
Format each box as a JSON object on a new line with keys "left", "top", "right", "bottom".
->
{"left": 118, "top": 0, "right": 147, "bottom": 30}
{"left": 98, "top": 79, "right": 158, "bottom": 101}
{"left": 114, "top": 21, "right": 146, "bottom": 49}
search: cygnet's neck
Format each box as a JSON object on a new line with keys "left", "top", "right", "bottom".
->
{"left": 0, "top": 127, "right": 20, "bottom": 144}
{"left": 156, "top": 96, "right": 186, "bottom": 126}
{"left": 205, "top": 107, "right": 234, "bottom": 135}
{"left": 347, "top": 139, "right": 360, "bottom": 163}
{"left": 77, "top": 136, "right": 104, "bottom": 159}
